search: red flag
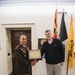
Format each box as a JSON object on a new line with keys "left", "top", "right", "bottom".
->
{"left": 53, "top": 9, "right": 58, "bottom": 38}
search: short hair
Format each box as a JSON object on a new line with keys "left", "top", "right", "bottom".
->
{"left": 20, "top": 35, "right": 27, "bottom": 39}
{"left": 45, "top": 29, "right": 51, "bottom": 33}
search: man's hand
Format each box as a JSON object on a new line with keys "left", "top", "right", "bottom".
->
{"left": 31, "top": 60, "right": 36, "bottom": 66}
{"left": 60, "top": 62, "right": 64, "bottom": 66}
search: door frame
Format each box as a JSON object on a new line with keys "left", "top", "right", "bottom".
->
{"left": 1, "top": 23, "right": 37, "bottom": 75}
{"left": 11, "top": 29, "right": 31, "bottom": 75}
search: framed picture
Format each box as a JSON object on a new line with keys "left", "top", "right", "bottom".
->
{"left": 29, "top": 49, "right": 42, "bottom": 60}
{"left": 38, "top": 38, "right": 46, "bottom": 49}
{"left": 38, "top": 38, "right": 46, "bottom": 58}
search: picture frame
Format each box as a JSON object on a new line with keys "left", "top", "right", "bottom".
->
{"left": 29, "top": 49, "right": 42, "bottom": 60}
{"left": 38, "top": 38, "right": 46, "bottom": 58}
{"left": 38, "top": 38, "right": 46, "bottom": 49}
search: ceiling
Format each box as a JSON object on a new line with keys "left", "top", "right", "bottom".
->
{"left": 0, "top": 0, "right": 75, "bottom": 3}
{"left": 0, "top": 0, "right": 75, "bottom": 6}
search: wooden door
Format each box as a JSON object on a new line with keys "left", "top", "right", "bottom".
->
{"left": 11, "top": 29, "right": 31, "bottom": 75}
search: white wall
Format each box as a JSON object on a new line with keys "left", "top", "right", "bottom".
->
{"left": 0, "top": 2, "right": 75, "bottom": 75}
{"left": 0, "top": 49, "right": 4, "bottom": 74}
{"left": 0, "top": 25, "right": 5, "bottom": 74}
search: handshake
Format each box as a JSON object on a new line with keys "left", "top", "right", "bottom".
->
{"left": 29, "top": 49, "right": 42, "bottom": 66}
{"left": 31, "top": 59, "right": 38, "bottom": 66}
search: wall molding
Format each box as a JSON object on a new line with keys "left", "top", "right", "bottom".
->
{"left": 1, "top": 23, "right": 35, "bottom": 25}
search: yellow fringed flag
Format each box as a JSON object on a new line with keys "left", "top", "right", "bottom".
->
{"left": 67, "top": 15, "right": 74, "bottom": 69}
{"left": 53, "top": 9, "right": 58, "bottom": 38}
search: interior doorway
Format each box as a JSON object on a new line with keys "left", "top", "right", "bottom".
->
{"left": 1, "top": 23, "right": 36, "bottom": 75}
{"left": 11, "top": 29, "right": 31, "bottom": 75}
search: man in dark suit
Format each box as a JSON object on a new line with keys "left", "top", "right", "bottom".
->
{"left": 14, "top": 35, "right": 36, "bottom": 75}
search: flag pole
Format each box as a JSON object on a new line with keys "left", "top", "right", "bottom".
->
{"left": 56, "top": 2, "right": 57, "bottom": 8}
{"left": 62, "top": 8, "right": 69, "bottom": 75}
{"left": 63, "top": 8, "right": 64, "bottom": 13}
{"left": 62, "top": 10, "right": 69, "bottom": 75}
{"left": 55, "top": 2, "right": 57, "bottom": 9}
{"left": 66, "top": 50, "right": 69, "bottom": 75}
